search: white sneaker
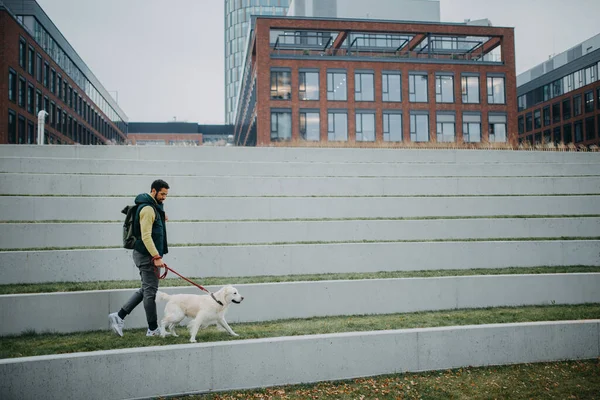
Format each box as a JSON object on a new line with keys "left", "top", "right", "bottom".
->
{"left": 146, "top": 328, "right": 160, "bottom": 337}
{"left": 108, "top": 312, "right": 124, "bottom": 337}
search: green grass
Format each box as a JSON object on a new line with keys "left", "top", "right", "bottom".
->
{"left": 3, "top": 236, "right": 600, "bottom": 252}
{"left": 1, "top": 265, "right": 599, "bottom": 295}
{"left": 180, "top": 359, "right": 600, "bottom": 400}
{"left": 1, "top": 304, "right": 599, "bottom": 359}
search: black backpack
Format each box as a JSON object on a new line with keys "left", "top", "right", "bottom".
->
{"left": 121, "top": 205, "right": 139, "bottom": 249}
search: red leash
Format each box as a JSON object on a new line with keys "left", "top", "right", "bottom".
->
{"left": 154, "top": 263, "right": 210, "bottom": 294}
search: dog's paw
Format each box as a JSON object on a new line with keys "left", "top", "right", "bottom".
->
{"left": 231, "top": 332, "right": 239, "bottom": 337}
{"left": 190, "top": 338, "right": 197, "bottom": 343}
{"left": 172, "top": 332, "right": 179, "bottom": 337}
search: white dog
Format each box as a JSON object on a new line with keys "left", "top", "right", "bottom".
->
{"left": 157, "top": 285, "right": 244, "bottom": 343}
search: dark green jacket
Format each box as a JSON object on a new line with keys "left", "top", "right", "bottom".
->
{"left": 132, "top": 193, "right": 168, "bottom": 257}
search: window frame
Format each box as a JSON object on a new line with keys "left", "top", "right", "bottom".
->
{"left": 327, "top": 70, "right": 347, "bottom": 101}
{"left": 327, "top": 110, "right": 348, "bottom": 141}
{"left": 382, "top": 72, "right": 401, "bottom": 102}
{"left": 463, "top": 112, "right": 482, "bottom": 143}
{"left": 355, "top": 71, "right": 375, "bottom": 102}
{"left": 436, "top": 112, "right": 456, "bottom": 143}
{"left": 270, "top": 109, "right": 292, "bottom": 142}
{"left": 410, "top": 112, "right": 429, "bottom": 142}
{"left": 299, "top": 110, "right": 320, "bottom": 141}
{"left": 409, "top": 73, "right": 428, "bottom": 103}
{"left": 383, "top": 111, "right": 403, "bottom": 142}
{"left": 355, "top": 111, "right": 376, "bottom": 142}
{"left": 461, "top": 75, "right": 480, "bottom": 104}
{"left": 435, "top": 74, "right": 454, "bottom": 103}
{"left": 298, "top": 70, "right": 319, "bottom": 101}
{"left": 487, "top": 75, "right": 506, "bottom": 104}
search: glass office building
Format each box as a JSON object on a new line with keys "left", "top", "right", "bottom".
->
{"left": 225, "top": 0, "right": 290, "bottom": 124}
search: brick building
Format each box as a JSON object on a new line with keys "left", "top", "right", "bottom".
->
{"left": 233, "top": 16, "right": 516, "bottom": 147}
{"left": 127, "top": 122, "right": 233, "bottom": 145}
{"left": 517, "top": 34, "right": 600, "bottom": 147}
{"left": 1, "top": 0, "right": 128, "bottom": 145}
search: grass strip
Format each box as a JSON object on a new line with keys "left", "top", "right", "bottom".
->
{"left": 1, "top": 266, "right": 599, "bottom": 295}
{"left": 1, "top": 304, "right": 598, "bottom": 359}
{"left": 2, "top": 214, "right": 600, "bottom": 224}
{"left": 185, "top": 359, "right": 600, "bottom": 400}
{"left": 3, "top": 236, "right": 600, "bottom": 252}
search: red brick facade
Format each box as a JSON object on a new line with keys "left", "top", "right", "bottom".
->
{"left": 0, "top": 10, "right": 126, "bottom": 145}
{"left": 127, "top": 133, "right": 203, "bottom": 145}
{"left": 234, "top": 17, "right": 517, "bottom": 148}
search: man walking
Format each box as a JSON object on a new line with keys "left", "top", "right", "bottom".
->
{"left": 109, "top": 179, "right": 170, "bottom": 337}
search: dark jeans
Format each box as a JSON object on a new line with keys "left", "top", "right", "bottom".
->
{"left": 121, "top": 250, "right": 159, "bottom": 331}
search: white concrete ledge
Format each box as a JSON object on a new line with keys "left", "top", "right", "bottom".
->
{"left": 2, "top": 218, "right": 599, "bottom": 249}
{"left": 1, "top": 195, "right": 599, "bottom": 222}
{"left": 1, "top": 144, "right": 599, "bottom": 164}
{"left": 0, "top": 320, "right": 597, "bottom": 400}
{"left": 2, "top": 174, "right": 599, "bottom": 196}
{"left": 0, "top": 240, "right": 598, "bottom": 284}
{"left": 1, "top": 274, "right": 598, "bottom": 336}
{"left": 2, "top": 157, "right": 599, "bottom": 177}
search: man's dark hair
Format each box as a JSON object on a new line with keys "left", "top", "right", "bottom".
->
{"left": 151, "top": 179, "right": 170, "bottom": 192}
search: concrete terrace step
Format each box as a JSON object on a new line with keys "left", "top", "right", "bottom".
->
{"left": 2, "top": 195, "right": 599, "bottom": 222}
{"left": 1, "top": 217, "right": 599, "bottom": 249}
{"left": 1, "top": 240, "right": 598, "bottom": 284}
{"left": 1, "top": 274, "right": 598, "bottom": 336}
{"left": 2, "top": 174, "right": 600, "bottom": 196}
{"left": 1, "top": 320, "right": 598, "bottom": 400}
{"left": 2, "top": 157, "right": 600, "bottom": 177}
{"left": 1, "top": 144, "right": 599, "bottom": 163}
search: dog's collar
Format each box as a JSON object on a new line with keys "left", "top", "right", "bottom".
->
{"left": 210, "top": 292, "right": 224, "bottom": 306}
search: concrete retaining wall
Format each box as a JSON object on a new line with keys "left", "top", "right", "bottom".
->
{"left": 2, "top": 174, "right": 599, "bottom": 196}
{"left": 1, "top": 274, "right": 598, "bottom": 336}
{"left": 2, "top": 217, "right": 599, "bottom": 249}
{"left": 1, "top": 240, "right": 598, "bottom": 284}
{"left": 0, "top": 217, "right": 600, "bottom": 249}
{"left": 2, "top": 157, "right": 599, "bottom": 177}
{"left": 2, "top": 195, "right": 599, "bottom": 222}
{"left": 1, "top": 144, "right": 599, "bottom": 163}
{"left": 0, "top": 321, "right": 597, "bottom": 400}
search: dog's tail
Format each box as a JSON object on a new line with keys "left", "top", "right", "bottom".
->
{"left": 156, "top": 291, "right": 171, "bottom": 302}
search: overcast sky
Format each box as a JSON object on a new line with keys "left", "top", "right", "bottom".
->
{"left": 36, "top": 0, "right": 600, "bottom": 124}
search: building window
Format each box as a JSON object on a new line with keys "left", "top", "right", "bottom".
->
{"left": 563, "top": 123, "right": 572, "bottom": 144}
{"left": 383, "top": 112, "right": 402, "bottom": 142}
{"left": 355, "top": 112, "right": 375, "bottom": 141}
{"left": 50, "top": 69, "right": 56, "bottom": 94}
{"left": 517, "top": 95, "right": 526, "bottom": 111}
{"left": 299, "top": 111, "right": 320, "bottom": 141}
{"left": 27, "top": 46, "right": 34, "bottom": 76}
{"left": 584, "top": 64, "right": 597, "bottom": 85}
{"left": 585, "top": 117, "right": 596, "bottom": 141}
{"left": 573, "top": 70, "right": 584, "bottom": 90}
{"left": 36, "top": 90, "right": 42, "bottom": 114}
{"left": 8, "top": 110, "right": 16, "bottom": 144}
{"left": 487, "top": 76, "right": 505, "bottom": 104}
{"left": 543, "top": 107, "right": 550, "bottom": 127}
{"left": 355, "top": 72, "right": 374, "bottom": 102}
{"left": 436, "top": 113, "right": 455, "bottom": 142}
{"left": 597, "top": 87, "right": 600, "bottom": 110}
{"left": 327, "top": 71, "right": 347, "bottom": 101}
{"left": 489, "top": 114, "right": 507, "bottom": 142}
{"left": 18, "top": 76, "right": 26, "bottom": 108}
{"left": 573, "top": 95, "right": 582, "bottom": 117}
{"left": 27, "top": 120, "right": 35, "bottom": 144}
{"left": 518, "top": 116, "right": 524, "bottom": 135}
{"left": 19, "top": 38, "right": 26, "bottom": 69}
{"left": 410, "top": 113, "right": 429, "bottom": 142}
{"left": 68, "top": 86, "right": 73, "bottom": 108}
{"left": 584, "top": 91, "right": 594, "bottom": 113}
{"left": 534, "top": 109, "right": 541, "bottom": 130}
{"left": 36, "top": 54, "right": 42, "bottom": 83}
{"left": 463, "top": 113, "right": 481, "bottom": 143}
{"left": 58, "top": 75, "right": 62, "bottom": 99}
{"left": 543, "top": 129, "right": 551, "bottom": 144}
{"left": 462, "top": 75, "right": 479, "bottom": 104}
{"left": 56, "top": 107, "right": 61, "bottom": 132}
{"left": 8, "top": 69, "right": 17, "bottom": 102}
{"left": 552, "top": 102, "right": 560, "bottom": 124}
{"left": 17, "top": 116, "right": 26, "bottom": 144}
{"left": 43, "top": 62, "right": 49, "bottom": 88}
{"left": 270, "top": 110, "right": 291, "bottom": 141}
{"left": 328, "top": 111, "right": 348, "bottom": 141}
{"left": 27, "top": 84, "right": 34, "bottom": 114}
{"left": 299, "top": 71, "right": 319, "bottom": 101}
{"left": 435, "top": 75, "right": 454, "bottom": 103}
{"left": 574, "top": 120, "right": 583, "bottom": 143}
{"left": 270, "top": 70, "right": 291, "bottom": 100}
{"left": 409, "top": 73, "right": 428, "bottom": 102}
{"left": 44, "top": 97, "right": 50, "bottom": 123}
{"left": 562, "top": 98, "right": 571, "bottom": 120}
{"left": 553, "top": 126, "right": 561, "bottom": 144}
{"left": 525, "top": 112, "right": 532, "bottom": 132}
{"left": 382, "top": 72, "right": 401, "bottom": 102}
{"left": 50, "top": 102, "right": 56, "bottom": 127}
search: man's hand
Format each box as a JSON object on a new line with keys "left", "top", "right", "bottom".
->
{"left": 153, "top": 256, "right": 165, "bottom": 268}
{"left": 165, "top": 213, "right": 169, "bottom": 222}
